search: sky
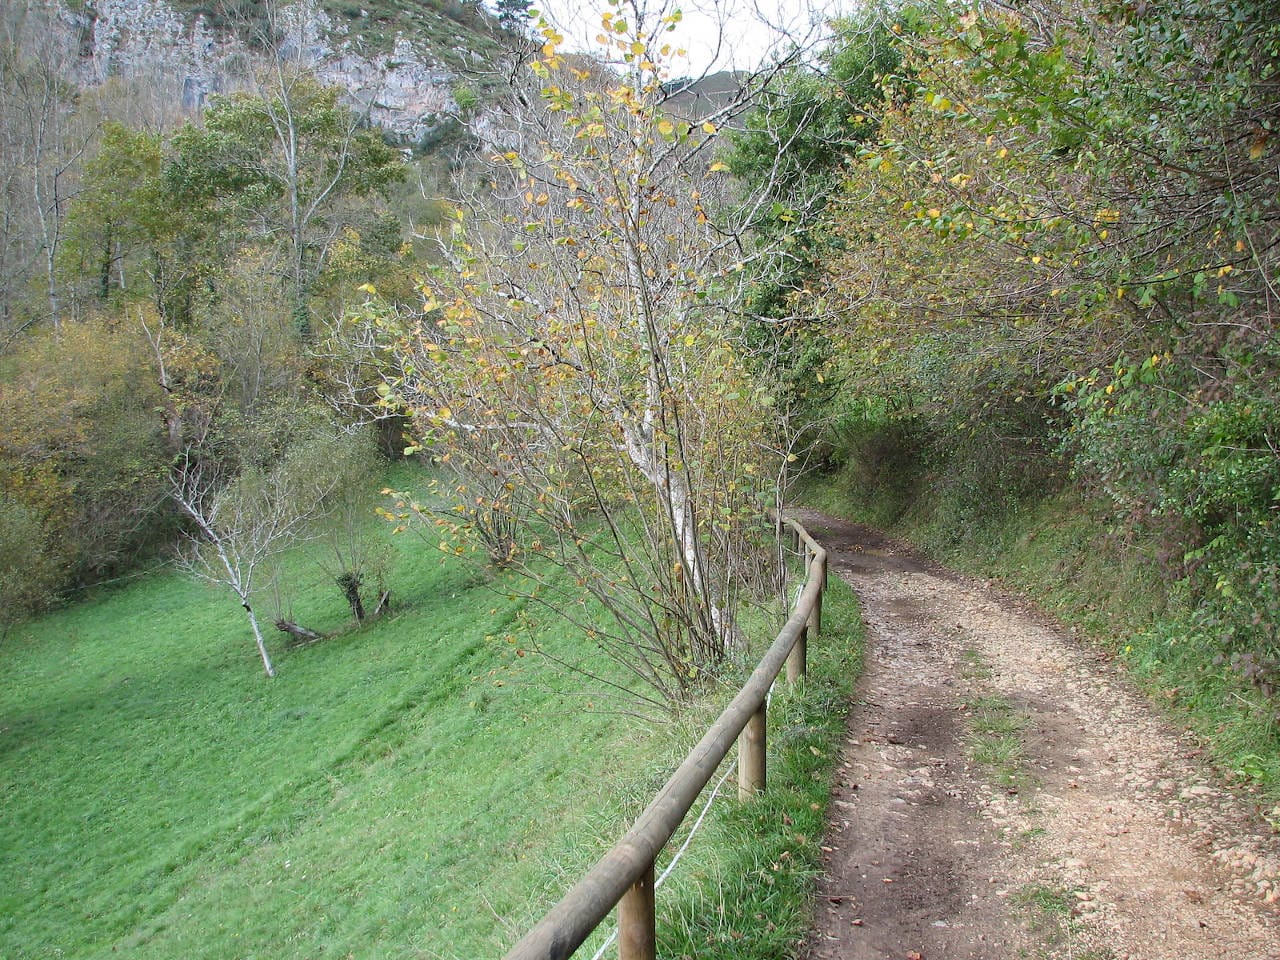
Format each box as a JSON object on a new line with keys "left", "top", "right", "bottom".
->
{"left": 528, "top": 0, "right": 854, "bottom": 76}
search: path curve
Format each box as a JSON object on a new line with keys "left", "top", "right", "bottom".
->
{"left": 794, "top": 508, "right": 1280, "bottom": 960}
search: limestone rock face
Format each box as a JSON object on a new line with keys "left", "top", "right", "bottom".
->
{"left": 316, "top": 38, "right": 459, "bottom": 144}
{"left": 89, "top": 0, "right": 191, "bottom": 82}
{"left": 74, "top": 0, "right": 462, "bottom": 141}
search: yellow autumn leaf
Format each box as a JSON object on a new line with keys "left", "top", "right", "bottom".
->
{"left": 630, "top": 40, "right": 645, "bottom": 55}
{"left": 357, "top": 282, "right": 377, "bottom": 294}
{"left": 702, "top": 120, "right": 717, "bottom": 134}
{"left": 658, "top": 119, "right": 675, "bottom": 136}
{"left": 708, "top": 161, "right": 730, "bottom": 172}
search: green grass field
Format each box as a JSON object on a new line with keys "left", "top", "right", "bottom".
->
{"left": 0, "top": 483, "right": 667, "bottom": 958}
{"left": 0, "top": 472, "right": 865, "bottom": 959}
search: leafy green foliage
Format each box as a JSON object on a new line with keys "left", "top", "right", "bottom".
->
{"left": 167, "top": 75, "right": 404, "bottom": 328}
{"left": 0, "top": 320, "right": 172, "bottom": 592}
{"left": 60, "top": 123, "right": 167, "bottom": 304}
{"left": 786, "top": 0, "right": 1280, "bottom": 704}
{"left": 0, "top": 496, "right": 60, "bottom": 628}
{"left": 725, "top": 8, "right": 906, "bottom": 417}
{"left": 769, "top": 0, "right": 1280, "bottom": 798}
{"left": 729, "top": 12, "right": 901, "bottom": 236}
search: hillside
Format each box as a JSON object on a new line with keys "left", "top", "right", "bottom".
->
{"left": 3, "top": 0, "right": 1280, "bottom": 955}
{"left": 0, "top": 471, "right": 655, "bottom": 957}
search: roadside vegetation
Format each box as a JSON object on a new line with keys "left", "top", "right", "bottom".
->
{"left": 744, "top": 0, "right": 1280, "bottom": 803}
{"left": 655, "top": 578, "right": 863, "bottom": 958}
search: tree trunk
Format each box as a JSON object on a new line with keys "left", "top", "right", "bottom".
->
{"left": 337, "top": 571, "right": 365, "bottom": 622}
{"left": 98, "top": 223, "right": 113, "bottom": 300}
{"left": 275, "top": 618, "right": 323, "bottom": 646}
{"left": 620, "top": 420, "right": 729, "bottom": 654}
{"left": 244, "top": 602, "right": 276, "bottom": 677}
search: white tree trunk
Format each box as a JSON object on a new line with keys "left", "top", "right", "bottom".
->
{"left": 243, "top": 601, "right": 276, "bottom": 678}
{"left": 620, "top": 419, "right": 728, "bottom": 650}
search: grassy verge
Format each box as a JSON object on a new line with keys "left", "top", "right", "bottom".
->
{"left": 653, "top": 575, "right": 865, "bottom": 959}
{"left": 1008, "top": 883, "right": 1119, "bottom": 960}
{"left": 958, "top": 642, "right": 1031, "bottom": 791}
{"left": 803, "top": 462, "right": 1280, "bottom": 806}
{"left": 965, "top": 690, "right": 1030, "bottom": 791}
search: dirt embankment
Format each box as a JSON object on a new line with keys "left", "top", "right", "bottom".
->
{"left": 794, "top": 508, "right": 1280, "bottom": 960}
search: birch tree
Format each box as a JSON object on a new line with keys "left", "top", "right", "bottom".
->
{"left": 378, "top": 0, "right": 814, "bottom": 707}
{"left": 0, "top": 1, "right": 94, "bottom": 334}
{"left": 171, "top": 439, "right": 341, "bottom": 677}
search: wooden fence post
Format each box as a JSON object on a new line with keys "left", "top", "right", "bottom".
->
{"left": 738, "top": 705, "right": 767, "bottom": 799}
{"left": 618, "top": 862, "right": 656, "bottom": 960}
{"left": 808, "top": 556, "right": 825, "bottom": 638}
{"left": 786, "top": 624, "right": 807, "bottom": 684}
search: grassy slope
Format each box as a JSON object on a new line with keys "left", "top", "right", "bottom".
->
{"left": 0, "top": 485, "right": 662, "bottom": 959}
{"left": 0, "top": 472, "right": 866, "bottom": 959}
{"left": 804, "top": 464, "right": 1280, "bottom": 804}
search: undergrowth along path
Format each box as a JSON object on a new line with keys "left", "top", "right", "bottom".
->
{"left": 794, "top": 508, "right": 1280, "bottom": 960}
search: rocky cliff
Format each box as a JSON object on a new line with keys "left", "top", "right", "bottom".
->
{"left": 72, "top": 0, "right": 490, "bottom": 143}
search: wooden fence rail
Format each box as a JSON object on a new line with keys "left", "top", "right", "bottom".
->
{"left": 502, "top": 513, "right": 829, "bottom": 960}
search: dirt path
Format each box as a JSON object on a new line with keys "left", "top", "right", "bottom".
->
{"left": 793, "top": 508, "right": 1280, "bottom": 960}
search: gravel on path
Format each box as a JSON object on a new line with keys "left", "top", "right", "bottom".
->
{"left": 794, "top": 508, "right": 1280, "bottom": 960}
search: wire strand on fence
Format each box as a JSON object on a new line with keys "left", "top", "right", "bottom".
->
{"left": 585, "top": 759, "right": 739, "bottom": 960}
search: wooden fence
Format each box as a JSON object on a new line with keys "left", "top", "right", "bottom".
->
{"left": 503, "top": 513, "right": 829, "bottom": 960}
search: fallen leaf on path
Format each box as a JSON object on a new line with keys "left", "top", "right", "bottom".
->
{"left": 906, "top": 952, "right": 924, "bottom": 960}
